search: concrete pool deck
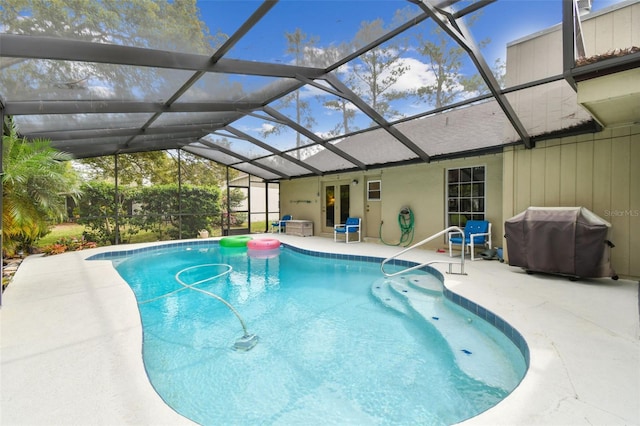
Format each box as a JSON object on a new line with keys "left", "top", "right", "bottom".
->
{"left": 1, "top": 234, "right": 638, "bottom": 425}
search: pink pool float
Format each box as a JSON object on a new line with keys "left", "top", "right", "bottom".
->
{"left": 247, "top": 238, "right": 281, "bottom": 251}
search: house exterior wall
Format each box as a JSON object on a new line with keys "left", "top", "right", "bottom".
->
{"left": 280, "top": 153, "right": 503, "bottom": 250}
{"left": 503, "top": 125, "right": 640, "bottom": 278}
{"left": 580, "top": 0, "right": 640, "bottom": 57}
{"left": 277, "top": 177, "right": 323, "bottom": 228}
{"left": 282, "top": 123, "right": 639, "bottom": 278}
{"left": 501, "top": 1, "right": 640, "bottom": 278}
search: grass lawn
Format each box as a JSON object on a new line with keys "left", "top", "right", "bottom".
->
{"left": 37, "top": 223, "right": 86, "bottom": 247}
{"left": 36, "top": 221, "right": 270, "bottom": 250}
{"left": 36, "top": 223, "right": 168, "bottom": 249}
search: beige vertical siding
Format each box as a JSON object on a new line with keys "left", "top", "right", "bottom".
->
{"left": 503, "top": 125, "right": 640, "bottom": 278}
{"left": 506, "top": 30, "right": 563, "bottom": 85}
{"left": 575, "top": 136, "right": 595, "bottom": 207}
{"left": 507, "top": 1, "right": 640, "bottom": 86}
{"left": 585, "top": 2, "right": 640, "bottom": 56}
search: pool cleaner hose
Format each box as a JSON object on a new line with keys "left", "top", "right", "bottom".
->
{"left": 380, "top": 206, "right": 415, "bottom": 247}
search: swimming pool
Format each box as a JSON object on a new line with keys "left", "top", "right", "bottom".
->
{"left": 93, "top": 241, "right": 527, "bottom": 425}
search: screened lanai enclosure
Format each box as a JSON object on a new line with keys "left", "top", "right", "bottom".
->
{"left": 1, "top": 0, "right": 639, "bottom": 242}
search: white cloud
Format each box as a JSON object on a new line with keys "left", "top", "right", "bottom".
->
{"left": 261, "top": 123, "right": 275, "bottom": 133}
{"left": 389, "top": 57, "right": 438, "bottom": 92}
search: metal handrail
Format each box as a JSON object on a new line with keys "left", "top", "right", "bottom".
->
{"left": 381, "top": 226, "right": 466, "bottom": 277}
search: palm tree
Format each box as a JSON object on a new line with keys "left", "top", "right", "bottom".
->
{"left": 2, "top": 119, "right": 80, "bottom": 255}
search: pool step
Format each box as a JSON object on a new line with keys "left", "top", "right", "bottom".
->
{"left": 372, "top": 275, "right": 445, "bottom": 324}
{"left": 371, "top": 277, "right": 412, "bottom": 315}
{"left": 371, "top": 274, "right": 442, "bottom": 313}
{"left": 372, "top": 275, "right": 519, "bottom": 391}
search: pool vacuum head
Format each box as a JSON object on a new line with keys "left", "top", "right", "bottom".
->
{"left": 234, "top": 333, "right": 259, "bottom": 351}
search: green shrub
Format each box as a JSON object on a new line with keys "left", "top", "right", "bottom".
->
{"left": 76, "top": 182, "right": 224, "bottom": 242}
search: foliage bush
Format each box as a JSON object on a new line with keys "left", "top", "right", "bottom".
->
{"left": 136, "top": 184, "right": 222, "bottom": 239}
{"left": 76, "top": 181, "right": 224, "bottom": 243}
{"left": 76, "top": 181, "right": 140, "bottom": 244}
{"left": 2, "top": 118, "right": 80, "bottom": 256}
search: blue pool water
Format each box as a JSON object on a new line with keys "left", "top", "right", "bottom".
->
{"left": 100, "top": 242, "right": 527, "bottom": 425}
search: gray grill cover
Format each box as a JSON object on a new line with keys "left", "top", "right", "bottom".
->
{"left": 504, "top": 207, "right": 615, "bottom": 278}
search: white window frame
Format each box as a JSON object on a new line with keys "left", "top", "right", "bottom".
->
{"left": 446, "top": 165, "right": 486, "bottom": 227}
{"left": 367, "top": 180, "right": 382, "bottom": 201}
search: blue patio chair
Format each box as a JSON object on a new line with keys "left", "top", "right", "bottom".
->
{"left": 271, "top": 214, "right": 292, "bottom": 233}
{"left": 334, "top": 217, "right": 361, "bottom": 243}
{"left": 448, "top": 220, "right": 492, "bottom": 261}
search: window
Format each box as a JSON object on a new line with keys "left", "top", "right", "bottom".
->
{"left": 367, "top": 180, "right": 381, "bottom": 201}
{"left": 447, "top": 166, "right": 485, "bottom": 227}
